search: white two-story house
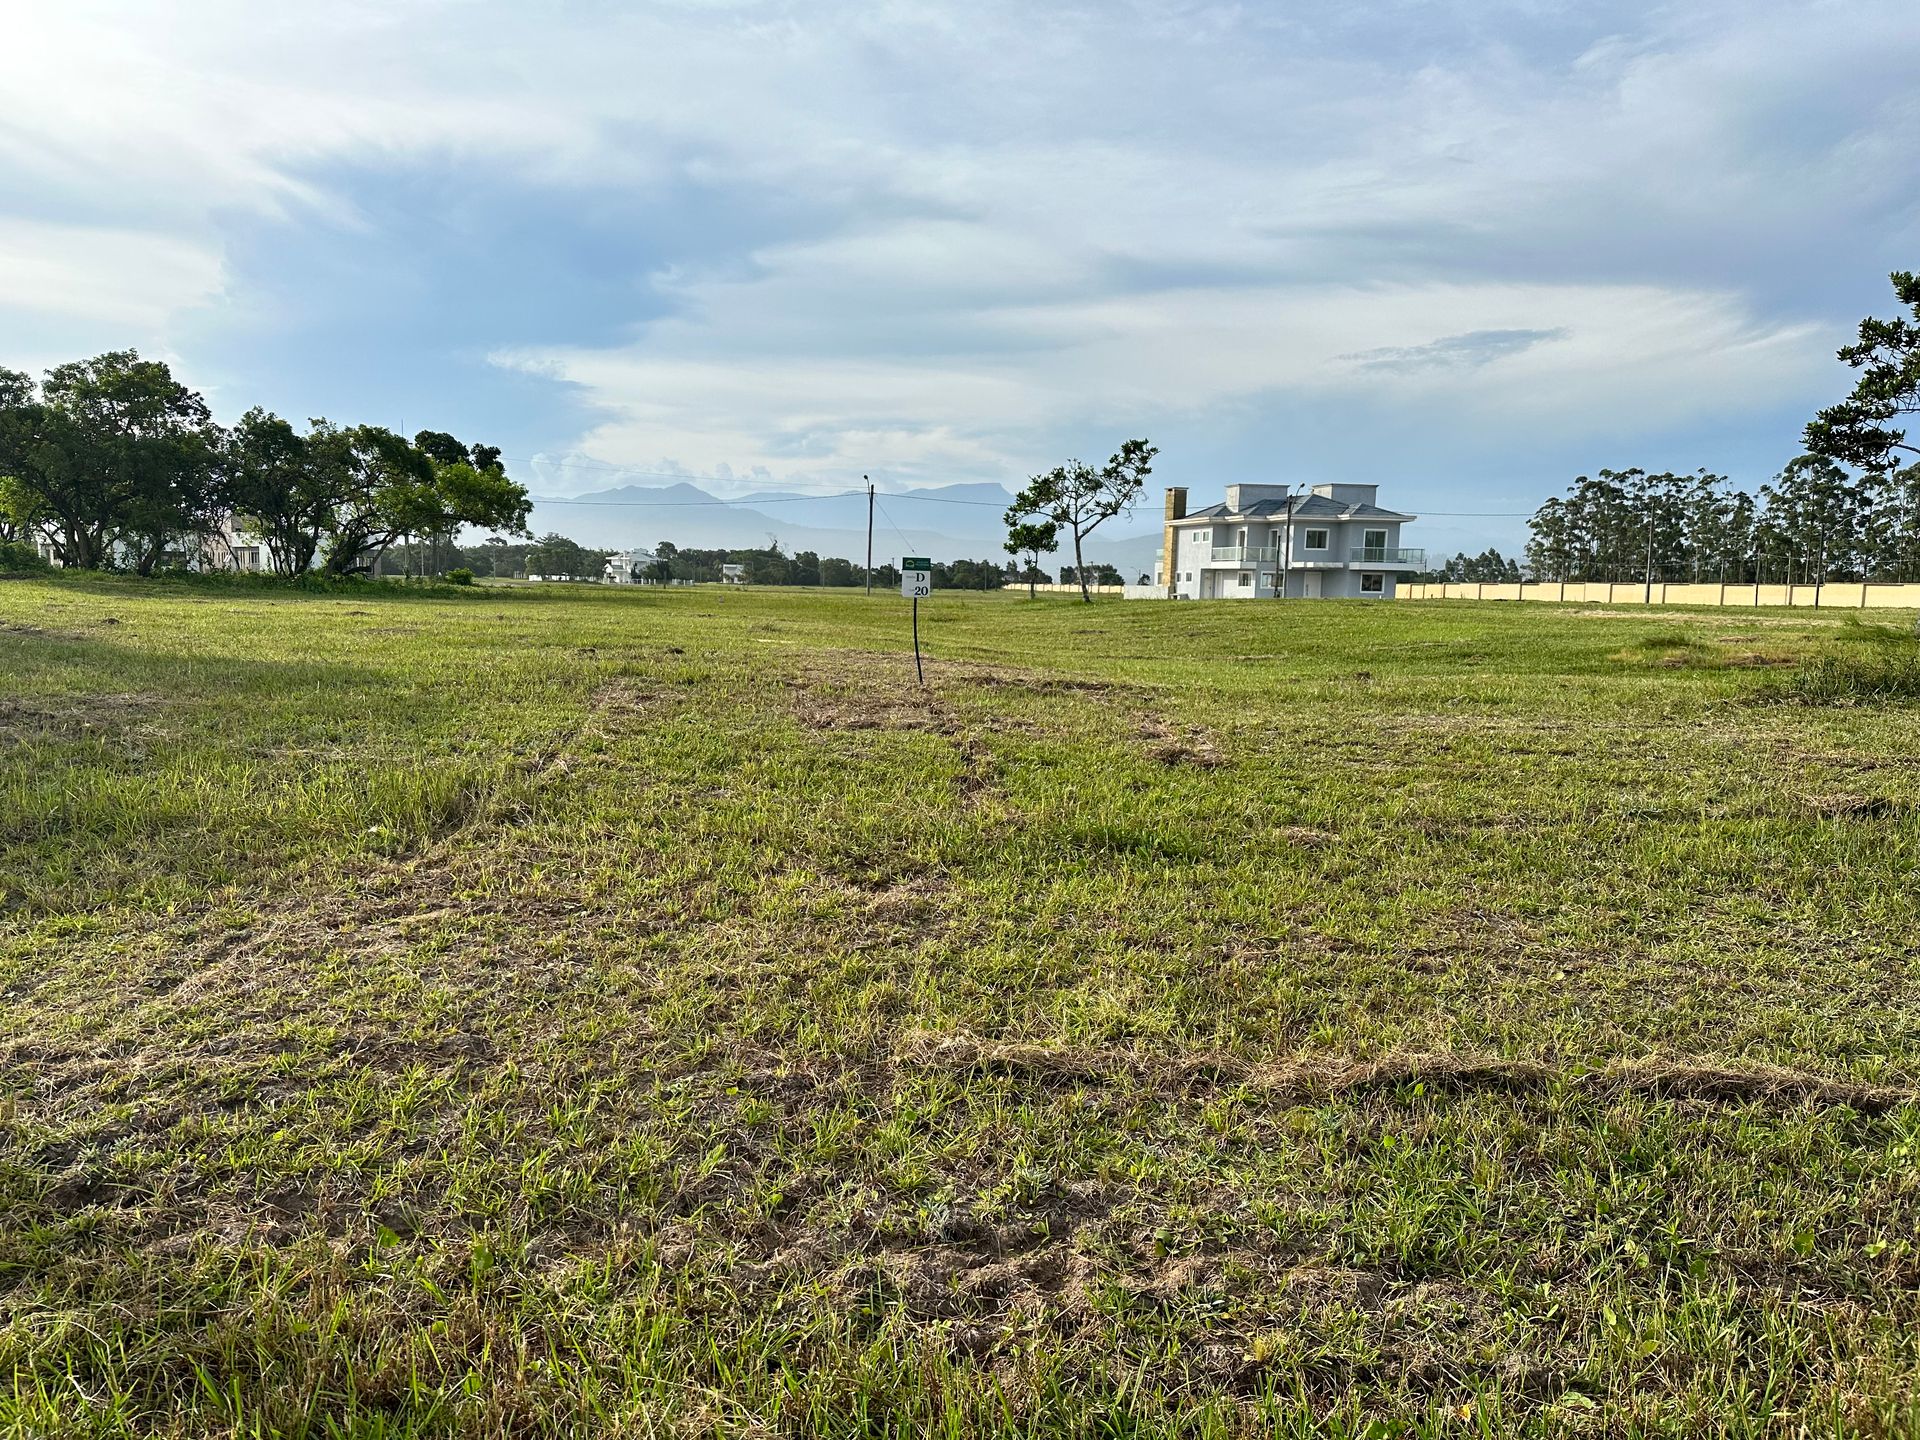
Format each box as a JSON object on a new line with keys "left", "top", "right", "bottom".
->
{"left": 604, "top": 547, "right": 661, "bottom": 583}
{"left": 1156, "top": 483, "right": 1421, "bottom": 599}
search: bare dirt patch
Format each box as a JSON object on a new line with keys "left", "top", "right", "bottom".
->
{"left": 589, "top": 678, "right": 674, "bottom": 717}
{"left": 1139, "top": 715, "right": 1227, "bottom": 769}
{"left": 0, "top": 690, "right": 166, "bottom": 743}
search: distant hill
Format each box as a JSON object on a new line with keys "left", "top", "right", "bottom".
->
{"left": 521, "top": 480, "right": 1165, "bottom": 576}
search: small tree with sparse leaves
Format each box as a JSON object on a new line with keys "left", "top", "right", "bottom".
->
{"left": 1005, "top": 439, "right": 1156, "bottom": 603}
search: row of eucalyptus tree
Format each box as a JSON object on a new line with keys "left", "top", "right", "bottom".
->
{"left": 1526, "top": 273, "right": 1920, "bottom": 585}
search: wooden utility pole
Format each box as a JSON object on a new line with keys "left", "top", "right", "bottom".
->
{"left": 864, "top": 475, "right": 874, "bottom": 595}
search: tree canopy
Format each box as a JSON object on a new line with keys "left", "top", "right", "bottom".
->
{"left": 1004, "top": 518, "right": 1059, "bottom": 598}
{"left": 0, "top": 352, "right": 220, "bottom": 572}
{"left": 0, "top": 350, "right": 530, "bottom": 577}
{"left": 1806, "top": 271, "right": 1920, "bottom": 475}
{"left": 1006, "top": 438, "right": 1156, "bottom": 602}
{"left": 1525, "top": 456, "right": 1920, "bottom": 585}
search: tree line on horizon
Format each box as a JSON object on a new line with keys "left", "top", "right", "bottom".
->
{"left": 421, "top": 536, "right": 1085, "bottom": 588}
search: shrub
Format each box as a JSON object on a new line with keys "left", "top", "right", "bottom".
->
{"left": 1783, "top": 649, "right": 1920, "bottom": 704}
{"left": 444, "top": 568, "right": 475, "bottom": 586}
{"left": 0, "top": 539, "right": 50, "bottom": 573}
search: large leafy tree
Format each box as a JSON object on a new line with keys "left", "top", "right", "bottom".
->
{"left": 219, "top": 411, "right": 353, "bottom": 577}
{"left": 320, "top": 428, "right": 530, "bottom": 577}
{"left": 1006, "top": 438, "right": 1156, "bottom": 603}
{"left": 0, "top": 370, "right": 48, "bottom": 548}
{"left": 1806, "top": 271, "right": 1920, "bottom": 475}
{"left": 320, "top": 427, "right": 435, "bottom": 576}
{"left": 0, "top": 351, "right": 219, "bottom": 571}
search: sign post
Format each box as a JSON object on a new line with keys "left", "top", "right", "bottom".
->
{"left": 901, "top": 557, "right": 932, "bottom": 686}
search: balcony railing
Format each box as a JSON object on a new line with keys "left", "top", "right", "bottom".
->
{"left": 1350, "top": 547, "right": 1425, "bottom": 567}
{"left": 1210, "top": 546, "right": 1280, "bottom": 563}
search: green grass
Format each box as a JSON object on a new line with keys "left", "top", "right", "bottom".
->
{"left": 4, "top": 575, "right": 1920, "bottom": 1437}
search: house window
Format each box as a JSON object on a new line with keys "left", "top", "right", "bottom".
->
{"left": 1362, "top": 529, "right": 1388, "bottom": 554}
{"left": 1237, "top": 572, "right": 1252, "bottom": 587}
{"left": 1304, "top": 528, "right": 1329, "bottom": 551}
{"left": 1193, "top": 529, "right": 1210, "bottom": 545}
{"left": 1360, "top": 573, "right": 1385, "bottom": 594}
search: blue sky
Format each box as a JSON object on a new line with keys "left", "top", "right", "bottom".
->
{"left": 3, "top": 0, "right": 1917, "bottom": 554}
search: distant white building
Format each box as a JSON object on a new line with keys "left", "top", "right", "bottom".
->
{"left": 25, "top": 517, "right": 275, "bottom": 573}
{"left": 1157, "top": 483, "right": 1422, "bottom": 600}
{"left": 604, "top": 547, "right": 660, "bottom": 584}
{"left": 720, "top": 563, "right": 747, "bottom": 585}
{"left": 195, "top": 519, "right": 273, "bottom": 574}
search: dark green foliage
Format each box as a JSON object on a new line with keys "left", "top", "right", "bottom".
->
{"left": 933, "top": 557, "right": 1012, "bottom": 589}
{"left": 444, "top": 567, "right": 474, "bottom": 586}
{"left": 0, "top": 351, "right": 220, "bottom": 573}
{"left": 1060, "top": 562, "right": 1124, "bottom": 586}
{"left": 219, "top": 410, "right": 348, "bottom": 577}
{"left": 523, "top": 532, "right": 609, "bottom": 580}
{"left": 0, "top": 538, "right": 49, "bottom": 572}
{"left": 1527, "top": 459, "right": 1920, "bottom": 585}
{"left": 0, "top": 352, "right": 531, "bottom": 580}
{"left": 1806, "top": 270, "right": 1920, "bottom": 474}
{"left": 1423, "top": 549, "right": 1522, "bottom": 583}
{"left": 1005, "top": 517, "right": 1060, "bottom": 597}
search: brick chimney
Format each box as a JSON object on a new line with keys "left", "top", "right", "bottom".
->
{"left": 1162, "top": 487, "right": 1187, "bottom": 597}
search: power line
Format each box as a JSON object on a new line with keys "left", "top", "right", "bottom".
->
{"left": 873, "top": 498, "right": 916, "bottom": 551}
{"left": 525, "top": 488, "right": 1536, "bottom": 518}
{"left": 533, "top": 490, "right": 871, "bottom": 509}
{"left": 528, "top": 487, "right": 1016, "bottom": 510}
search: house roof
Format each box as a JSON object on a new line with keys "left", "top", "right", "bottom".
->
{"left": 1176, "top": 495, "right": 1416, "bottom": 523}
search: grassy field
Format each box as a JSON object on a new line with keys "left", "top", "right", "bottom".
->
{"left": 4, "top": 575, "right": 1920, "bottom": 1438}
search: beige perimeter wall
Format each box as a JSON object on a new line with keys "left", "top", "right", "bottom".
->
{"left": 1399, "top": 581, "right": 1920, "bottom": 609}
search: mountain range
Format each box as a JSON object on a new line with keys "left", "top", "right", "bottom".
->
{"left": 523, "top": 481, "right": 1167, "bottom": 577}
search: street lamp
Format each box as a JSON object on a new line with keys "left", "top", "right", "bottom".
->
{"left": 1275, "top": 487, "right": 1297, "bottom": 599}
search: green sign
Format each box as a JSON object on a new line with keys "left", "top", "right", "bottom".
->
{"left": 901, "top": 556, "right": 931, "bottom": 571}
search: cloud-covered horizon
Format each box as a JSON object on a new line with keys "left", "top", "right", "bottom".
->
{"left": 4, "top": 0, "right": 1916, "bottom": 549}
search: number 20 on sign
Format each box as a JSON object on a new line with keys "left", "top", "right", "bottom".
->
{"left": 901, "top": 558, "right": 932, "bottom": 598}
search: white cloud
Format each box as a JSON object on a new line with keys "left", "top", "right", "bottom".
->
{"left": 496, "top": 274, "right": 1832, "bottom": 484}
{"left": 0, "top": 0, "right": 1914, "bottom": 483}
{"left": 0, "top": 220, "right": 224, "bottom": 327}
